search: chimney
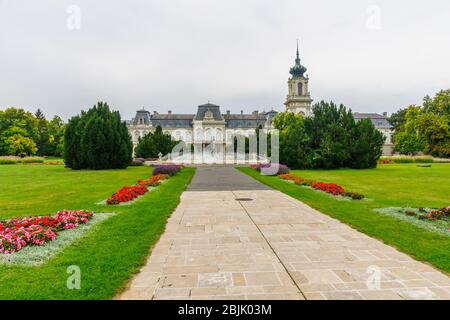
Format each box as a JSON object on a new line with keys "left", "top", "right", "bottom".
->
{"left": 252, "top": 110, "right": 258, "bottom": 116}
{"left": 240, "top": 110, "right": 243, "bottom": 115}
{"left": 226, "top": 110, "right": 230, "bottom": 115}
{"left": 168, "top": 110, "right": 172, "bottom": 115}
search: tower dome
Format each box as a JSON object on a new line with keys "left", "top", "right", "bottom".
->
{"left": 289, "top": 40, "right": 307, "bottom": 78}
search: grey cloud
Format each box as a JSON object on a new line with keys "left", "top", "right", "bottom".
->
{"left": 0, "top": 0, "right": 449, "bottom": 120}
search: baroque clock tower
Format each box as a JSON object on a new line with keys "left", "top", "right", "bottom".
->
{"left": 284, "top": 41, "right": 313, "bottom": 116}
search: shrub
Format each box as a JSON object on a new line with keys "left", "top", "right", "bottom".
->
{"left": 64, "top": 102, "right": 132, "bottom": 170}
{"left": 135, "top": 126, "right": 179, "bottom": 159}
{"left": 274, "top": 102, "right": 385, "bottom": 170}
{"left": 152, "top": 165, "right": 181, "bottom": 176}
{"left": 347, "top": 118, "right": 385, "bottom": 169}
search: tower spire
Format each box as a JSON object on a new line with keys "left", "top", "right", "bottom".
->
{"left": 289, "top": 40, "right": 307, "bottom": 78}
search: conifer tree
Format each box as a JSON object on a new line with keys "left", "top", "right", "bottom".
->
{"left": 64, "top": 102, "right": 132, "bottom": 169}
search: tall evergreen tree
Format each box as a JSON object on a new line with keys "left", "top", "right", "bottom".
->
{"left": 34, "top": 108, "right": 50, "bottom": 155}
{"left": 348, "top": 119, "right": 385, "bottom": 168}
{"left": 305, "top": 101, "right": 354, "bottom": 169}
{"left": 64, "top": 102, "right": 132, "bottom": 169}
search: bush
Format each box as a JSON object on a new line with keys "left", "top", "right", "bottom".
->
{"left": 135, "top": 126, "right": 179, "bottom": 159}
{"left": 273, "top": 101, "right": 385, "bottom": 170}
{"left": 347, "top": 119, "right": 385, "bottom": 169}
{"left": 64, "top": 102, "right": 132, "bottom": 170}
{"left": 152, "top": 165, "right": 181, "bottom": 176}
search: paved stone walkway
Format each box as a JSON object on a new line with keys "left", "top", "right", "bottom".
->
{"left": 119, "top": 166, "right": 450, "bottom": 300}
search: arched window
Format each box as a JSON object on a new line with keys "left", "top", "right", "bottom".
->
{"left": 195, "top": 128, "right": 203, "bottom": 141}
{"left": 297, "top": 82, "right": 303, "bottom": 95}
{"left": 205, "top": 128, "right": 212, "bottom": 141}
{"left": 216, "top": 128, "right": 223, "bottom": 141}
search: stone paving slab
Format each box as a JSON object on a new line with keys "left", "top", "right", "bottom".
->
{"left": 119, "top": 167, "right": 450, "bottom": 300}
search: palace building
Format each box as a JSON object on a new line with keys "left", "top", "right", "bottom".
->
{"left": 127, "top": 43, "right": 393, "bottom": 155}
{"left": 126, "top": 104, "right": 278, "bottom": 151}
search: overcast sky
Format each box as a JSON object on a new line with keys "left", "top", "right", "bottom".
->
{"left": 1, "top": 0, "right": 449, "bottom": 120}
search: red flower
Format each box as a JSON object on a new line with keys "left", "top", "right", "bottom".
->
{"left": 106, "top": 185, "right": 149, "bottom": 205}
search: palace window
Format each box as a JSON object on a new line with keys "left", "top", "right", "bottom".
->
{"left": 297, "top": 82, "right": 303, "bottom": 95}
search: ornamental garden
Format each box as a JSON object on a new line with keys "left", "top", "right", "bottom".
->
{"left": 0, "top": 91, "right": 449, "bottom": 299}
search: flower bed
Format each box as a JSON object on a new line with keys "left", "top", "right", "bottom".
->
{"left": 138, "top": 174, "right": 169, "bottom": 187}
{"left": 311, "top": 181, "right": 345, "bottom": 196}
{"left": 276, "top": 173, "right": 365, "bottom": 200}
{"left": 375, "top": 207, "right": 449, "bottom": 235}
{"left": 105, "top": 166, "right": 182, "bottom": 205}
{"left": 0, "top": 210, "right": 93, "bottom": 254}
{"left": 152, "top": 164, "right": 182, "bottom": 176}
{"left": 417, "top": 206, "right": 450, "bottom": 221}
{"left": 106, "top": 185, "right": 148, "bottom": 205}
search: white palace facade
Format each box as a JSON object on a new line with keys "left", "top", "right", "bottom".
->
{"left": 127, "top": 43, "right": 393, "bottom": 156}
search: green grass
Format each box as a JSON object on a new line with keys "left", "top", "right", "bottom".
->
{"left": 238, "top": 164, "right": 450, "bottom": 273}
{"left": 0, "top": 164, "right": 195, "bottom": 299}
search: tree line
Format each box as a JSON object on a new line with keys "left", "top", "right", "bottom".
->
{"left": 389, "top": 89, "right": 450, "bottom": 157}
{"left": 0, "top": 108, "right": 64, "bottom": 157}
{"left": 274, "top": 101, "right": 385, "bottom": 169}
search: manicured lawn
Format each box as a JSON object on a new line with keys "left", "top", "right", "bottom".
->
{"left": 239, "top": 164, "right": 450, "bottom": 273}
{"left": 0, "top": 164, "right": 195, "bottom": 299}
